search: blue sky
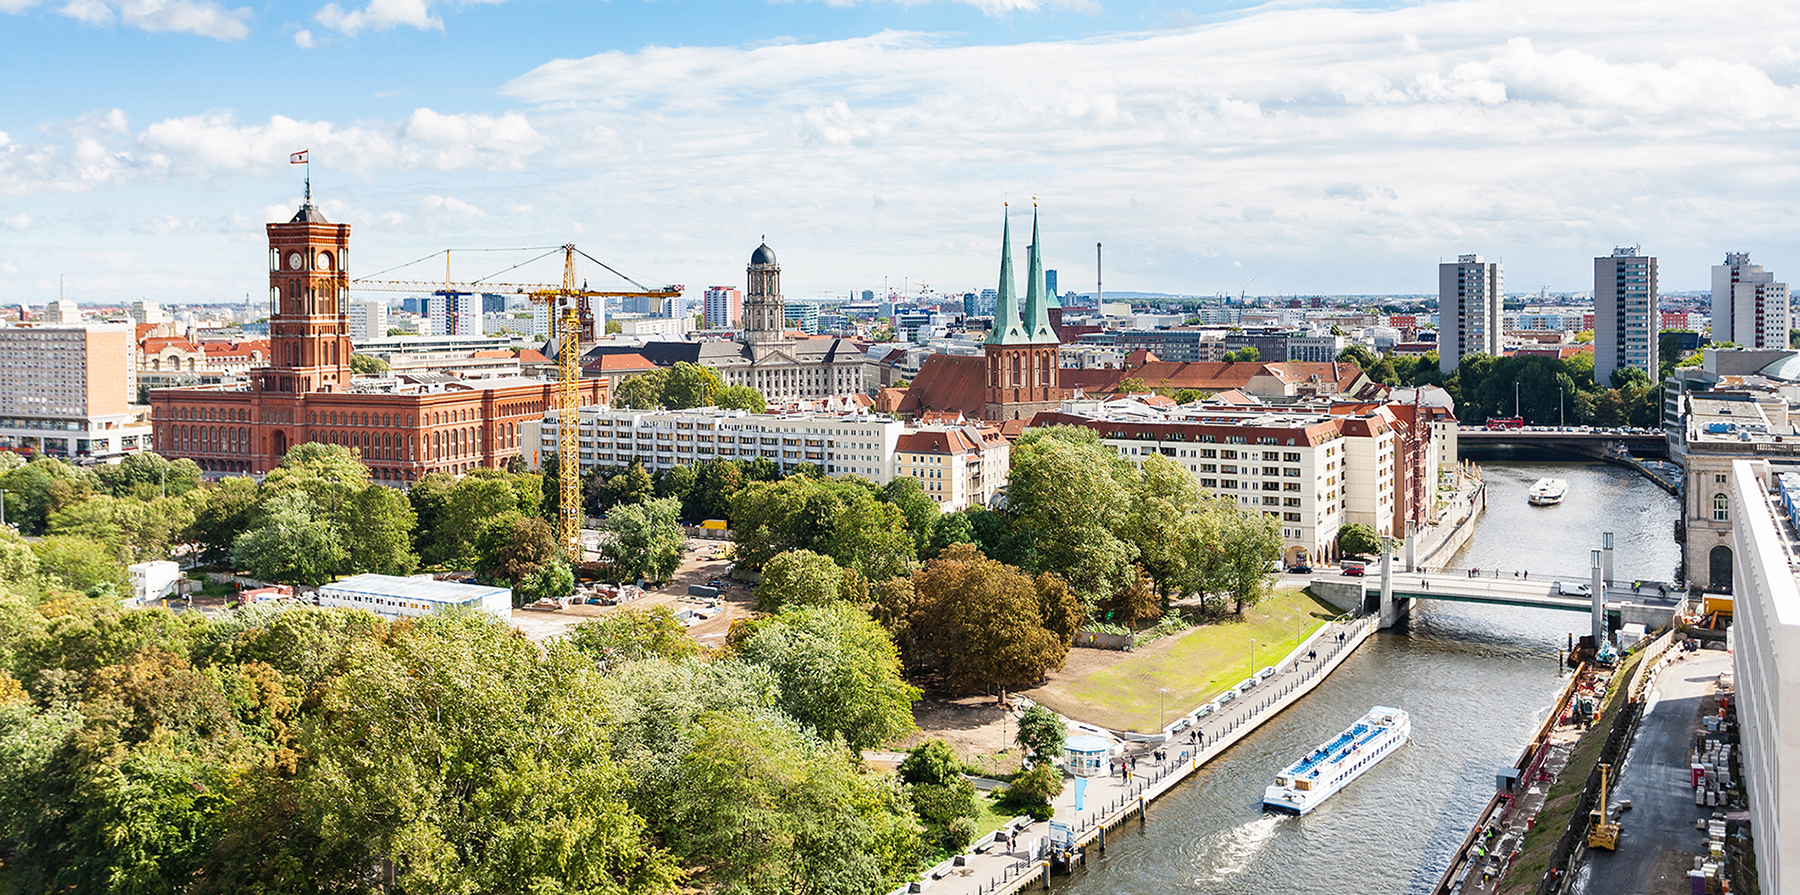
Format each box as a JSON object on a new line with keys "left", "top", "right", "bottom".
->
{"left": 3, "top": 0, "right": 1799, "bottom": 306}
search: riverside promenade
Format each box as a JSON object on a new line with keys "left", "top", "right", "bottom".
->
{"left": 901, "top": 612, "right": 1380, "bottom": 895}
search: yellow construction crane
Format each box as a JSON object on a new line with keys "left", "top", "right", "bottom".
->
{"left": 348, "top": 245, "right": 681, "bottom": 556}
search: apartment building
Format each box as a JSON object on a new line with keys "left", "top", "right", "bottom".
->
{"left": 703, "top": 286, "right": 742, "bottom": 329}
{"left": 892, "top": 425, "right": 1010, "bottom": 511}
{"left": 0, "top": 323, "right": 150, "bottom": 459}
{"left": 1712, "top": 253, "right": 1789, "bottom": 350}
{"left": 347, "top": 297, "right": 390, "bottom": 343}
{"left": 1595, "top": 247, "right": 1659, "bottom": 385}
{"left": 526, "top": 405, "right": 1010, "bottom": 509}
{"left": 1438, "top": 254, "right": 1502, "bottom": 374}
{"left": 1725, "top": 461, "right": 1800, "bottom": 895}
{"left": 528, "top": 406, "right": 905, "bottom": 482}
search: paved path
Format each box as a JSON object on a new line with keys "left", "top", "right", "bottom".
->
{"left": 909, "top": 615, "right": 1377, "bottom": 895}
{"left": 1576, "top": 650, "right": 1730, "bottom": 895}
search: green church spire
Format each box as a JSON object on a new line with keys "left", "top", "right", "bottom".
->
{"left": 1022, "top": 205, "right": 1056, "bottom": 344}
{"left": 986, "top": 205, "right": 1030, "bottom": 346}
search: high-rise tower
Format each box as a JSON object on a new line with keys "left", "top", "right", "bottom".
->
{"left": 258, "top": 202, "right": 352, "bottom": 394}
{"left": 1437, "top": 254, "right": 1502, "bottom": 375}
{"left": 1594, "top": 246, "right": 1658, "bottom": 385}
{"left": 1712, "top": 252, "right": 1789, "bottom": 349}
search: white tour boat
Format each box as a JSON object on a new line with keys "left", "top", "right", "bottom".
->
{"left": 1528, "top": 478, "right": 1568, "bottom": 506}
{"left": 1263, "top": 706, "right": 1411, "bottom": 816}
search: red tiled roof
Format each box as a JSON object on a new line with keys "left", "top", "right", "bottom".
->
{"left": 873, "top": 387, "right": 908, "bottom": 413}
{"left": 519, "top": 349, "right": 550, "bottom": 363}
{"left": 585, "top": 353, "right": 656, "bottom": 372}
{"left": 135, "top": 323, "right": 158, "bottom": 341}
{"left": 896, "top": 428, "right": 980, "bottom": 455}
{"left": 200, "top": 339, "right": 271, "bottom": 360}
{"left": 470, "top": 349, "right": 515, "bottom": 359}
{"left": 141, "top": 337, "right": 199, "bottom": 353}
{"left": 897, "top": 354, "right": 988, "bottom": 417}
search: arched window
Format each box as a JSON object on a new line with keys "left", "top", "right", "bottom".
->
{"left": 1713, "top": 493, "right": 1730, "bottom": 522}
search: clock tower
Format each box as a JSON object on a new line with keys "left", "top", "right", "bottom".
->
{"left": 259, "top": 202, "right": 353, "bottom": 394}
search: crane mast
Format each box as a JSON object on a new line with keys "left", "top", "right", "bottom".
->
{"left": 347, "top": 245, "right": 682, "bottom": 559}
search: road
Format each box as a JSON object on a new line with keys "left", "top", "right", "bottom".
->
{"left": 1576, "top": 649, "right": 1730, "bottom": 895}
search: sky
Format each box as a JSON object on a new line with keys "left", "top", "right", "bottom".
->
{"left": 2, "top": 0, "right": 1799, "bottom": 307}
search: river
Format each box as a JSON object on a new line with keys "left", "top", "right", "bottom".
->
{"left": 1050, "top": 460, "right": 1681, "bottom": 895}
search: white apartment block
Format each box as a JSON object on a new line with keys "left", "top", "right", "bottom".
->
{"left": 528, "top": 406, "right": 905, "bottom": 482}
{"left": 1595, "top": 247, "right": 1659, "bottom": 385}
{"left": 1438, "top": 254, "right": 1502, "bottom": 375}
{"left": 1727, "top": 461, "right": 1800, "bottom": 895}
{"left": 1712, "top": 252, "right": 1789, "bottom": 350}
{"left": 429, "top": 293, "right": 483, "bottom": 337}
{"left": 703, "top": 286, "right": 742, "bottom": 329}
{"left": 347, "top": 297, "right": 390, "bottom": 343}
{"left": 0, "top": 324, "right": 150, "bottom": 459}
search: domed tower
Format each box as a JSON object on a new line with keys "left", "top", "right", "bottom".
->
{"left": 743, "top": 240, "right": 788, "bottom": 347}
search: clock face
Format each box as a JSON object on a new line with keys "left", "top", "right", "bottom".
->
{"left": 317, "top": 252, "right": 332, "bottom": 270}
{"left": 288, "top": 252, "right": 304, "bottom": 270}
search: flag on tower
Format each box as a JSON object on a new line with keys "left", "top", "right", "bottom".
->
{"left": 290, "top": 150, "right": 309, "bottom": 164}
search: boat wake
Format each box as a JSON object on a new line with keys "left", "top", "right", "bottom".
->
{"left": 1188, "top": 814, "right": 1282, "bottom": 884}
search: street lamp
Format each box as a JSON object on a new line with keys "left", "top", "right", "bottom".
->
{"left": 1250, "top": 637, "right": 1257, "bottom": 676}
{"left": 0, "top": 487, "right": 6, "bottom": 529}
{"left": 1159, "top": 687, "right": 1168, "bottom": 731}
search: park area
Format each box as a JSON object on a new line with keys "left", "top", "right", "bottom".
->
{"left": 1025, "top": 588, "right": 1341, "bottom": 732}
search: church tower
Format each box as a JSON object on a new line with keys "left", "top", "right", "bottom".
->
{"left": 743, "top": 241, "right": 788, "bottom": 348}
{"left": 258, "top": 201, "right": 353, "bottom": 393}
{"left": 983, "top": 206, "right": 1063, "bottom": 421}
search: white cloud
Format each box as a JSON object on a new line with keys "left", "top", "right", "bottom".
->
{"left": 312, "top": 0, "right": 511, "bottom": 36}
{"left": 4, "top": 213, "right": 32, "bottom": 231}
{"left": 806, "top": 0, "right": 1099, "bottom": 15}
{"left": 293, "top": 28, "right": 314, "bottom": 47}
{"left": 37, "top": 0, "right": 250, "bottom": 39}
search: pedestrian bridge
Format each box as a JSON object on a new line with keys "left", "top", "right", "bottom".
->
{"left": 1310, "top": 569, "right": 1685, "bottom": 631}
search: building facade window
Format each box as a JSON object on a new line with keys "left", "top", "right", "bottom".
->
{"left": 1713, "top": 493, "right": 1730, "bottom": 522}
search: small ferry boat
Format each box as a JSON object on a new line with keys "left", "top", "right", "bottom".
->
{"left": 1263, "top": 706, "right": 1411, "bottom": 816}
{"left": 1528, "top": 478, "right": 1568, "bottom": 506}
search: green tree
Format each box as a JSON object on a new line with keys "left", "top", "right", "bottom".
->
{"left": 880, "top": 476, "right": 940, "bottom": 554}
{"left": 602, "top": 497, "right": 686, "bottom": 583}
{"left": 609, "top": 462, "right": 657, "bottom": 509}
{"left": 756, "top": 549, "right": 854, "bottom": 612}
{"left": 341, "top": 485, "right": 418, "bottom": 576}
{"left": 614, "top": 368, "right": 671, "bottom": 409}
{"left": 734, "top": 603, "right": 919, "bottom": 752}
{"left": 0, "top": 458, "right": 92, "bottom": 535}
{"left": 1015, "top": 704, "right": 1065, "bottom": 767}
{"left": 926, "top": 512, "right": 976, "bottom": 558}
{"left": 995, "top": 762, "right": 1061, "bottom": 821}
{"left": 664, "top": 362, "right": 725, "bottom": 409}
{"left": 517, "top": 558, "right": 574, "bottom": 605}
{"left": 488, "top": 515, "right": 562, "bottom": 587}
{"left": 92, "top": 452, "right": 201, "bottom": 499}
{"left": 715, "top": 384, "right": 767, "bottom": 412}
{"left": 1336, "top": 522, "right": 1381, "bottom": 557}
{"left": 231, "top": 491, "right": 345, "bottom": 585}
{"left": 1224, "top": 511, "right": 1282, "bottom": 614}
{"left": 1116, "top": 376, "right": 1148, "bottom": 394}
{"left": 348, "top": 353, "right": 390, "bottom": 374}
{"left": 687, "top": 459, "right": 745, "bottom": 522}
{"left": 729, "top": 476, "right": 917, "bottom": 583}
{"left": 186, "top": 476, "right": 261, "bottom": 565}
{"left": 1005, "top": 426, "right": 1137, "bottom": 602}
{"left": 897, "top": 739, "right": 978, "bottom": 854}
{"left": 568, "top": 605, "right": 701, "bottom": 666}
{"left": 31, "top": 534, "right": 129, "bottom": 596}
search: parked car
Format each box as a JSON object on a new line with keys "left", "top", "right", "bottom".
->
{"left": 1342, "top": 565, "right": 1366, "bottom": 577}
{"left": 1289, "top": 563, "right": 1312, "bottom": 574}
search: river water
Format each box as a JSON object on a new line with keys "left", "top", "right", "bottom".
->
{"left": 1051, "top": 460, "right": 1680, "bottom": 895}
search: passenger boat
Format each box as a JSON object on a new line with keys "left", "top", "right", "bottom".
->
{"left": 1528, "top": 478, "right": 1568, "bottom": 506}
{"left": 1263, "top": 706, "right": 1411, "bottom": 815}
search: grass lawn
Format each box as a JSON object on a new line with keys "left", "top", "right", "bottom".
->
{"left": 1030, "top": 589, "right": 1342, "bottom": 732}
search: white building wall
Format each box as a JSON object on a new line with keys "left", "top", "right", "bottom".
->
{"left": 1728, "top": 460, "right": 1800, "bottom": 895}
{"left": 535, "top": 406, "right": 903, "bottom": 483}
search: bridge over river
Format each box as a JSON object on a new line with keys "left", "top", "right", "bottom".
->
{"left": 1310, "top": 564, "right": 1685, "bottom": 638}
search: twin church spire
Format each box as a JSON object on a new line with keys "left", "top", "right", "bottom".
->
{"left": 985, "top": 204, "right": 1058, "bottom": 346}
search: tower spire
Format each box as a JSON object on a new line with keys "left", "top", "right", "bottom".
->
{"left": 985, "top": 204, "right": 1028, "bottom": 345}
{"left": 1023, "top": 203, "right": 1054, "bottom": 343}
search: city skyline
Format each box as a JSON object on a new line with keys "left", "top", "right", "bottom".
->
{"left": 2, "top": 0, "right": 1797, "bottom": 305}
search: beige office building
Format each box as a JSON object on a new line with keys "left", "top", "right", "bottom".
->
{"left": 0, "top": 323, "right": 150, "bottom": 459}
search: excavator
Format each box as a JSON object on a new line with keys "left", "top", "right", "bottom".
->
{"left": 1587, "top": 762, "right": 1621, "bottom": 850}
